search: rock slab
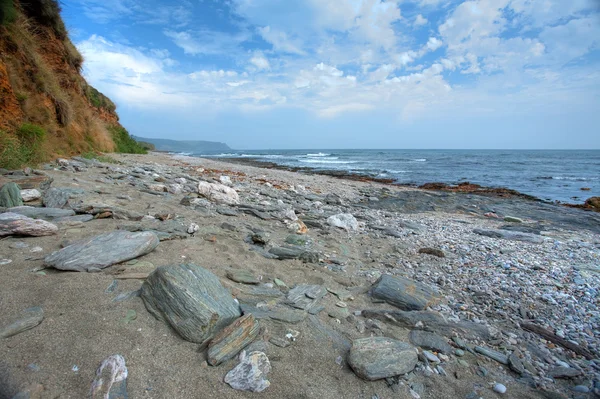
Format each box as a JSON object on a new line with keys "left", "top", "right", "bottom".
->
{"left": 348, "top": 337, "right": 418, "bottom": 381}
{"left": 370, "top": 275, "right": 441, "bottom": 311}
{"left": 140, "top": 264, "right": 241, "bottom": 343}
{"left": 409, "top": 330, "right": 453, "bottom": 354}
{"left": 0, "top": 213, "right": 58, "bottom": 237}
{"left": 90, "top": 354, "right": 128, "bottom": 399}
{"left": 327, "top": 213, "right": 359, "bottom": 230}
{"left": 224, "top": 351, "right": 271, "bottom": 392}
{"left": 473, "top": 228, "right": 543, "bottom": 243}
{"left": 0, "top": 182, "right": 23, "bottom": 207}
{"left": 44, "top": 231, "right": 159, "bottom": 272}
{"left": 0, "top": 307, "right": 44, "bottom": 338}
{"left": 9, "top": 206, "right": 75, "bottom": 220}
{"left": 198, "top": 181, "right": 239, "bottom": 205}
{"left": 208, "top": 314, "right": 260, "bottom": 366}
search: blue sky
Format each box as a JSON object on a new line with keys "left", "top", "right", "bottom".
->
{"left": 61, "top": 0, "right": 600, "bottom": 149}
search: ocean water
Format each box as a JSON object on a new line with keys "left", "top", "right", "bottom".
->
{"left": 193, "top": 149, "right": 600, "bottom": 204}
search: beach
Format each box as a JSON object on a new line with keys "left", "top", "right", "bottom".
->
{"left": 1, "top": 152, "right": 599, "bottom": 399}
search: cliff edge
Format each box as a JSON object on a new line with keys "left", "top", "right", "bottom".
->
{"left": 0, "top": 0, "right": 145, "bottom": 169}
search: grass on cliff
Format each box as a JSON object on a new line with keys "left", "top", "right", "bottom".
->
{"left": 0, "top": 123, "right": 47, "bottom": 169}
{"left": 109, "top": 126, "right": 147, "bottom": 154}
{"left": 0, "top": 0, "right": 17, "bottom": 25}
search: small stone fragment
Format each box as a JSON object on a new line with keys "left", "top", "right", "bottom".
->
{"left": 224, "top": 351, "right": 271, "bottom": 392}
{"left": 0, "top": 306, "right": 44, "bottom": 338}
{"left": 493, "top": 383, "right": 507, "bottom": 394}
{"left": 20, "top": 189, "right": 41, "bottom": 202}
{"left": 370, "top": 275, "right": 441, "bottom": 311}
{"left": 90, "top": 354, "right": 128, "bottom": 399}
{"left": 327, "top": 213, "right": 359, "bottom": 231}
{"left": 546, "top": 366, "right": 582, "bottom": 379}
{"left": 348, "top": 337, "right": 418, "bottom": 381}
{"left": 207, "top": 314, "right": 260, "bottom": 366}
{"left": 409, "top": 330, "right": 452, "bottom": 354}
{"left": 227, "top": 269, "right": 260, "bottom": 285}
{"left": 474, "top": 346, "right": 509, "bottom": 365}
{"left": 418, "top": 248, "right": 445, "bottom": 258}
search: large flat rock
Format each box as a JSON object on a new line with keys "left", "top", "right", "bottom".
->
{"left": 348, "top": 337, "right": 417, "bottom": 381}
{"left": 44, "top": 231, "right": 159, "bottom": 272}
{"left": 370, "top": 274, "right": 441, "bottom": 311}
{"left": 140, "top": 264, "right": 241, "bottom": 343}
{"left": 9, "top": 206, "right": 75, "bottom": 220}
{"left": 0, "top": 212, "right": 58, "bottom": 237}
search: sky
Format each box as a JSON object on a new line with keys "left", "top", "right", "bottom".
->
{"left": 60, "top": 0, "right": 600, "bottom": 149}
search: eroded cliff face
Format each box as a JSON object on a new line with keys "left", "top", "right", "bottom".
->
{"left": 0, "top": 0, "right": 139, "bottom": 168}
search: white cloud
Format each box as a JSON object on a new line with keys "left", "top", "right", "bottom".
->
{"left": 250, "top": 52, "right": 271, "bottom": 70}
{"left": 164, "top": 29, "right": 249, "bottom": 56}
{"left": 414, "top": 14, "right": 428, "bottom": 26}
{"left": 426, "top": 37, "right": 443, "bottom": 51}
{"left": 257, "top": 26, "right": 305, "bottom": 54}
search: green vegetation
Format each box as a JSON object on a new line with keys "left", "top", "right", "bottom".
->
{"left": 108, "top": 125, "right": 147, "bottom": 154}
{"left": 20, "top": 0, "right": 66, "bottom": 39}
{"left": 64, "top": 38, "right": 83, "bottom": 72}
{"left": 137, "top": 141, "right": 156, "bottom": 151}
{"left": 0, "top": 124, "right": 47, "bottom": 169}
{"left": 0, "top": 0, "right": 17, "bottom": 25}
{"left": 84, "top": 83, "right": 117, "bottom": 112}
{"left": 80, "top": 151, "right": 119, "bottom": 164}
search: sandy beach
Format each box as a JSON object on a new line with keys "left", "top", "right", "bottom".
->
{"left": 1, "top": 152, "right": 599, "bottom": 399}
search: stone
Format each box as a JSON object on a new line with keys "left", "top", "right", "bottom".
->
{"left": 0, "top": 182, "right": 23, "bottom": 207}
{"left": 370, "top": 275, "right": 441, "bottom": 311}
{"left": 328, "top": 307, "right": 350, "bottom": 320}
{"left": 348, "top": 337, "right": 418, "bottom": 381}
{"left": 251, "top": 232, "right": 270, "bottom": 245}
{"left": 140, "top": 264, "right": 241, "bottom": 343}
{"left": 42, "top": 187, "right": 84, "bottom": 209}
{"left": 198, "top": 181, "right": 239, "bottom": 205}
{"left": 268, "top": 308, "right": 307, "bottom": 324}
{"left": 547, "top": 366, "right": 582, "bottom": 379}
{"left": 327, "top": 213, "right": 359, "bottom": 231}
{"left": 418, "top": 248, "right": 445, "bottom": 258}
{"left": 508, "top": 353, "right": 525, "bottom": 374}
{"left": 474, "top": 346, "right": 509, "bottom": 365}
{"left": 167, "top": 184, "right": 183, "bottom": 194}
{"left": 226, "top": 269, "right": 260, "bottom": 285}
{"left": 208, "top": 314, "right": 260, "bottom": 366}
{"left": 44, "top": 231, "right": 159, "bottom": 272}
{"left": 409, "top": 330, "right": 452, "bottom": 354}
{"left": 493, "top": 383, "right": 507, "bottom": 394}
{"left": 0, "top": 307, "right": 44, "bottom": 338}
{"left": 287, "top": 285, "right": 327, "bottom": 311}
{"left": 90, "top": 354, "right": 128, "bottom": 399}
{"left": 20, "top": 189, "right": 41, "bottom": 202}
{"left": 220, "top": 176, "right": 232, "bottom": 185}
{"left": 473, "top": 228, "right": 544, "bottom": 243}
{"left": 0, "top": 213, "right": 58, "bottom": 237}
{"left": 10, "top": 207, "right": 74, "bottom": 223}
{"left": 504, "top": 216, "right": 523, "bottom": 223}
{"left": 268, "top": 246, "right": 303, "bottom": 260}
{"left": 285, "top": 234, "right": 309, "bottom": 246}
{"left": 269, "top": 337, "right": 290, "bottom": 348}
{"left": 147, "top": 184, "right": 167, "bottom": 192}
{"left": 422, "top": 350, "right": 440, "bottom": 363}
{"left": 224, "top": 351, "right": 271, "bottom": 392}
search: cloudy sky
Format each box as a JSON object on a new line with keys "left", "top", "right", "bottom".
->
{"left": 61, "top": 0, "right": 600, "bottom": 149}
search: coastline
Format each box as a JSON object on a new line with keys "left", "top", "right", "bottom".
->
{"left": 0, "top": 151, "right": 599, "bottom": 398}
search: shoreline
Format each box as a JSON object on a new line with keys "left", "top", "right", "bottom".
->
{"left": 1, "top": 152, "right": 599, "bottom": 398}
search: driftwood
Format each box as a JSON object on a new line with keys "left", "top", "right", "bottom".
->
{"left": 521, "top": 322, "right": 596, "bottom": 360}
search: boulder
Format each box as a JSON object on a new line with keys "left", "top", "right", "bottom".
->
{"left": 208, "top": 314, "right": 260, "bottom": 366}
{"left": 348, "top": 337, "right": 418, "bottom": 380}
{"left": 0, "top": 213, "right": 58, "bottom": 237}
{"left": 198, "top": 181, "right": 239, "bottom": 205}
{"left": 20, "top": 189, "right": 41, "bottom": 202}
{"left": 140, "top": 264, "right": 241, "bottom": 343}
{"left": 0, "top": 182, "right": 23, "bottom": 207}
{"left": 90, "top": 354, "right": 128, "bottom": 399}
{"left": 224, "top": 351, "right": 271, "bottom": 392}
{"left": 44, "top": 231, "right": 159, "bottom": 272}
{"left": 327, "top": 213, "right": 358, "bottom": 230}
{"left": 370, "top": 275, "right": 441, "bottom": 311}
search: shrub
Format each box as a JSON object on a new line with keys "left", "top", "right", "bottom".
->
{"left": 0, "top": 0, "right": 17, "bottom": 26}
{"left": 81, "top": 151, "right": 119, "bottom": 164}
{"left": 19, "top": 0, "right": 66, "bottom": 39}
{"left": 0, "top": 132, "right": 28, "bottom": 169}
{"left": 0, "top": 124, "right": 47, "bottom": 168}
{"left": 17, "top": 122, "right": 46, "bottom": 142}
{"left": 51, "top": 94, "right": 72, "bottom": 126}
{"left": 64, "top": 38, "right": 83, "bottom": 72}
{"left": 108, "top": 125, "right": 147, "bottom": 154}
{"left": 84, "top": 84, "right": 116, "bottom": 112}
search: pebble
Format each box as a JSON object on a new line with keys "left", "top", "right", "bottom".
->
{"left": 573, "top": 385, "right": 590, "bottom": 393}
{"left": 493, "top": 383, "right": 507, "bottom": 394}
{"left": 422, "top": 350, "right": 440, "bottom": 363}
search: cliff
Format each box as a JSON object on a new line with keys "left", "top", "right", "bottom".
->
{"left": 0, "top": 0, "right": 145, "bottom": 169}
{"left": 133, "top": 136, "right": 232, "bottom": 153}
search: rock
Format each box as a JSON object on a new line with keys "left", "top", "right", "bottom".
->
{"left": 0, "top": 182, "right": 23, "bottom": 207}
{"left": 503, "top": 216, "right": 523, "bottom": 223}
{"left": 90, "top": 354, "right": 128, "bottom": 399}
{"left": 0, "top": 307, "right": 44, "bottom": 338}
{"left": 198, "top": 181, "right": 239, "bottom": 205}
{"left": 493, "top": 383, "right": 507, "bottom": 394}
{"left": 167, "top": 184, "right": 183, "bottom": 194}
{"left": 422, "top": 350, "right": 440, "bottom": 363}
{"left": 285, "top": 234, "right": 309, "bottom": 246}
{"left": 268, "top": 246, "right": 303, "bottom": 260}
{"left": 187, "top": 223, "right": 199, "bottom": 234}
{"left": 418, "top": 247, "right": 445, "bottom": 258}
{"left": 220, "top": 176, "right": 232, "bottom": 185}
{"left": 147, "top": 184, "right": 167, "bottom": 192}
{"left": 328, "top": 307, "right": 350, "bottom": 320}
{"left": 370, "top": 275, "right": 441, "bottom": 311}
{"left": 348, "top": 337, "right": 418, "bottom": 381}
{"left": 227, "top": 269, "right": 260, "bottom": 285}
{"left": 287, "top": 219, "right": 308, "bottom": 234}
{"left": 584, "top": 196, "right": 600, "bottom": 210}
{"left": 42, "top": 187, "right": 84, "bottom": 208}
{"left": 216, "top": 207, "right": 239, "bottom": 216}
{"left": 409, "top": 330, "right": 452, "bottom": 354}
{"left": 44, "top": 231, "right": 159, "bottom": 272}
{"left": 287, "top": 285, "right": 326, "bottom": 311}
{"left": 269, "top": 336, "right": 290, "bottom": 348}
{"left": 20, "top": 189, "right": 41, "bottom": 202}
{"left": 474, "top": 346, "right": 509, "bottom": 364}
{"left": 473, "top": 228, "right": 543, "bottom": 243}
{"left": 327, "top": 213, "right": 359, "bottom": 231}
{"left": 546, "top": 366, "right": 582, "bottom": 379}
{"left": 508, "top": 353, "right": 525, "bottom": 374}
{"left": 140, "top": 264, "right": 241, "bottom": 343}
{"left": 208, "top": 314, "right": 260, "bottom": 366}
{"left": 224, "top": 351, "right": 271, "bottom": 392}
{"left": 0, "top": 213, "right": 58, "bottom": 237}
{"left": 251, "top": 232, "right": 270, "bottom": 245}
{"left": 9, "top": 206, "right": 75, "bottom": 220}
{"left": 268, "top": 308, "right": 307, "bottom": 324}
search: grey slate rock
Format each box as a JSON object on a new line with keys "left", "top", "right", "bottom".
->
{"left": 0, "top": 307, "right": 44, "bottom": 338}
{"left": 547, "top": 367, "right": 582, "bottom": 379}
{"left": 140, "top": 264, "right": 241, "bottom": 343}
{"left": 409, "top": 330, "right": 453, "bottom": 354}
{"left": 268, "top": 308, "right": 307, "bottom": 324}
{"left": 54, "top": 214, "right": 94, "bottom": 223}
{"left": 0, "top": 213, "right": 58, "bottom": 237}
{"left": 287, "top": 285, "right": 326, "bottom": 311}
{"left": 8, "top": 206, "right": 75, "bottom": 220}
{"left": 0, "top": 183, "right": 23, "bottom": 208}
{"left": 268, "top": 246, "right": 303, "bottom": 259}
{"left": 224, "top": 351, "right": 271, "bottom": 392}
{"left": 42, "top": 187, "right": 84, "bottom": 209}
{"left": 44, "top": 231, "right": 159, "bottom": 272}
{"left": 474, "top": 346, "right": 509, "bottom": 364}
{"left": 370, "top": 275, "right": 441, "bottom": 311}
{"left": 348, "top": 337, "right": 418, "bottom": 381}
{"left": 208, "top": 314, "right": 260, "bottom": 366}
{"left": 473, "top": 228, "right": 544, "bottom": 243}
{"left": 227, "top": 269, "right": 260, "bottom": 285}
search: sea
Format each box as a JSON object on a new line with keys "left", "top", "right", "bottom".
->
{"left": 186, "top": 149, "right": 600, "bottom": 204}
